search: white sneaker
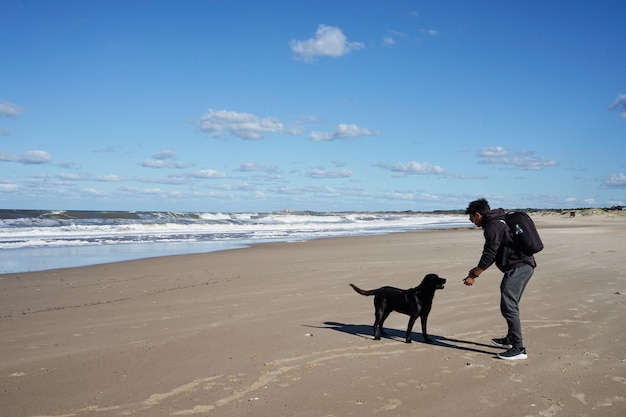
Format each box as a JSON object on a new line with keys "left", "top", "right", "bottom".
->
{"left": 497, "top": 347, "right": 527, "bottom": 360}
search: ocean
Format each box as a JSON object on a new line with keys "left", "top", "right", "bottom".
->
{"left": 0, "top": 209, "right": 470, "bottom": 274}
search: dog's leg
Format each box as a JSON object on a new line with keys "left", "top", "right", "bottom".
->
{"left": 420, "top": 314, "right": 432, "bottom": 344}
{"left": 373, "top": 308, "right": 382, "bottom": 340}
{"left": 374, "top": 307, "right": 391, "bottom": 340}
{"left": 373, "top": 320, "right": 381, "bottom": 340}
{"left": 378, "top": 309, "right": 391, "bottom": 338}
{"left": 405, "top": 315, "right": 418, "bottom": 343}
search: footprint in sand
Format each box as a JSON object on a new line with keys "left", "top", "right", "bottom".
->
{"left": 571, "top": 391, "right": 587, "bottom": 405}
{"left": 612, "top": 376, "right": 626, "bottom": 384}
{"left": 537, "top": 403, "right": 562, "bottom": 417}
{"left": 595, "top": 395, "right": 625, "bottom": 407}
{"left": 376, "top": 398, "right": 401, "bottom": 411}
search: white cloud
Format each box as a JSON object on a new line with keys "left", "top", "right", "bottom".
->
{"left": 421, "top": 29, "right": 439, "bottom": 37}
{"left": 479, "top": 146, "right": 508, "bottom": 158}
{"left": 57, "top": 173, "right": 122, "bottom": 182}
{"left": 142, "top": 160, "right": 188, "bottom": 169}
{"left": 609, "top": 94, "right": 626, "bottom": 118}
{"left": 0, "top": 150, "right": 52, "bottom": 165}
{"left": 121, "top": 186, "right": 168, "bottom": 196}
{"left": 478, "top": 146, "right": 557, "bottom": 170}
{"left": 153, "top": 150, "right": 176, "bottom": 160}
{"left": 389, "top": 30, "right": 411, "bottom": 40}
{"left": 192, "top": 169, "right": 227, "bottom": 179}
{"left": 382, "top": 36, "right": 395, "bottom": 47}
{"left": 306, "top": 168, "right": 352, "bottom": 179}
{"left": 605, "top": 172, "right": 626, "bottom": 188}
{"left": 82, "top": 188, "right": 106, "bottom": 196}
{"left": 96, "top": 175, "right": 122, "bottom": 182}
{"left": 21, "top": 150, "right": 52, "bottom": 164}
{"left": 458, "top": 174, "right": 489, "bottom": 180}
{"left": 0, "top": 183, "right": 17, "bottom": 192}
{"left": 136, "top": 175, "right": 186, "bottom": 185}
{"left": 309, "top": 123, "right": 379, "bottom": 142}
{"left": 290, "top": 24, "right": 364, "bottom": 62}
{"left": 142, "top": 151, "right": 189, "bottom": 169}
{"left": 0, "top": 99, "right": 23, "bottom": 117}
{"left": 57, "top": 173, "right": 84, "bottom": 181}
{"left": 198, "top": 109, "right": 285, "bottom": 140}
{"left": 237, "top": 163, "right": 278, "bottom": 173}
{"left": 303, "top": 185, "right": 341, "bottom": 195}
{"left": 237, "top": 163, "right": 281, "bottom": 179}
{"left": 381, "top": 161, "right": 445, "bottom": 175}
{"left": 283, "top": 122, "right": 306, "bottom": 135}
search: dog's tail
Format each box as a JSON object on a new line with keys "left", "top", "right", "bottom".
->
{"left": 349, "top": 283, "right": 377, "bottom": 296}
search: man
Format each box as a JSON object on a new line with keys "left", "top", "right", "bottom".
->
{"left": 463, "top": 198, "right": 536, "bottom": 360}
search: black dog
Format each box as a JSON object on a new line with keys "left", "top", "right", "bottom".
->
{"left": 350, "top": 273, "right": 446, "bottom": 344}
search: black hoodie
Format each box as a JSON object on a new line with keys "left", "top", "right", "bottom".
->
{"left": 478, "top": 208, "right": 536, "bottom": 272}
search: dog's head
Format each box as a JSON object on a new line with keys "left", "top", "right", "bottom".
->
{"left": 423, "top": 273, "right": 446, "bottom": 290}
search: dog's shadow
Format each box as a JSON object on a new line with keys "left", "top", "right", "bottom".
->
{"left": 309, "top": 321, "right": 498, "bottom": 355}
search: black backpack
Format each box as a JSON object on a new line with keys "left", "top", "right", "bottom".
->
{"left": 503, "top": 211, "right": 544, "bottom": 255}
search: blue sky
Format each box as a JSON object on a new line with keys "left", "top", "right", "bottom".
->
{"left": 1, "top": 0, "right": 625, "bottom": 212}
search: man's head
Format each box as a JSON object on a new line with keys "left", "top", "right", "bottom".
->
{"left": 465, "top": 198, "right": 490, "bottom": 227}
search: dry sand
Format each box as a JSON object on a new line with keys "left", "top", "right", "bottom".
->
{"left": 1, "top": 213, "right": 625, "bottom": 417}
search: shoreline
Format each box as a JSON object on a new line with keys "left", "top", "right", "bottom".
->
{"left": 1, "top": 227, "right": 466, "bottom": 280}
{"left": 3, "top": 210, "right": 623, "bottom": 276}
{"left": 1, "top": 214, "right": 625, "bottom": 416}
{"left": 2, "top": 209, "right": 624, "bottom": 275}
{"left": 0, "top": 212, "right": 471, "bottom": 275}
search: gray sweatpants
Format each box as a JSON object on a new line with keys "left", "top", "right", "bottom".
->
{"left": 500, "top": 263, "right": 534, "bottom": 348}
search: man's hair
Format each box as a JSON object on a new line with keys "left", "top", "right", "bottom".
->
{"left": 465, "top": 198, "right": 490, "bottom": 215}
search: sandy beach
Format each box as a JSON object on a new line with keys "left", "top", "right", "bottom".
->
{"left": 1, "top": 212, "right": 625, "bottom": 417}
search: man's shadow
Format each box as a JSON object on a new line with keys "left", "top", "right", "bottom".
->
{"left": 308, "top": 321, "right": 499, "bottom": 355}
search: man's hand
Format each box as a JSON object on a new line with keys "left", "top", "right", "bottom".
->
{"left": 463, "top": 267, "right": 484, "bottom": 286}
{"left": 463, "top": 276, "right": 476, "bottom": 286}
